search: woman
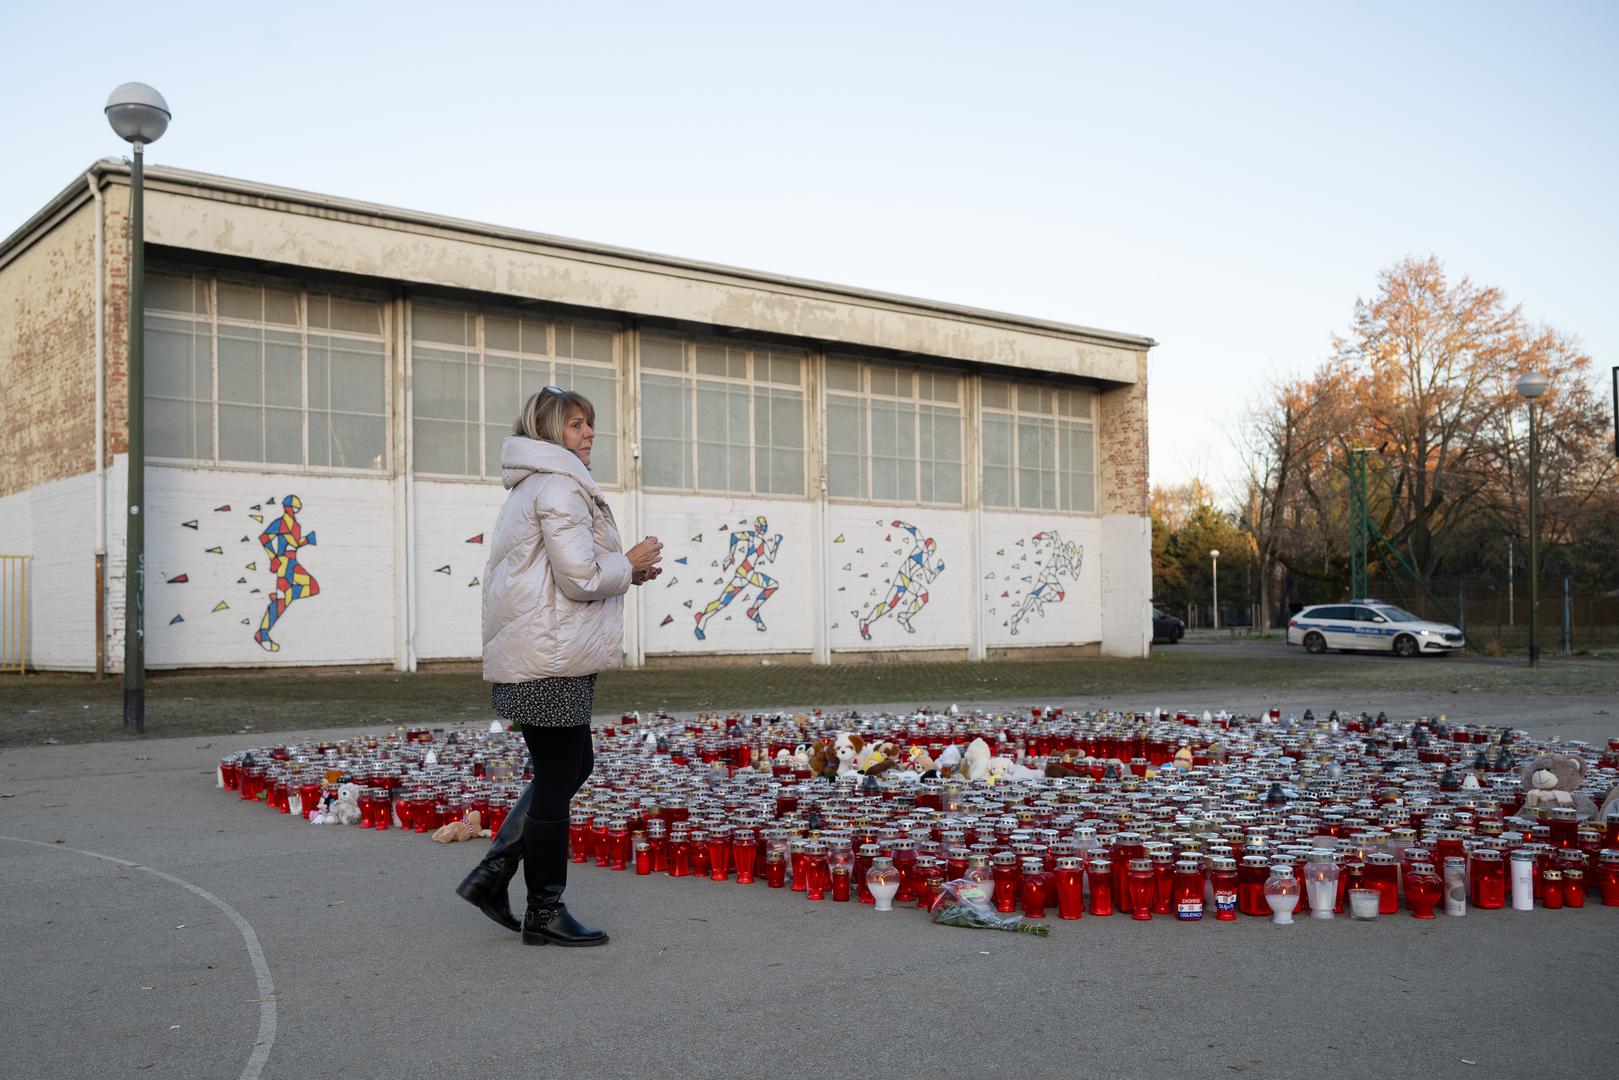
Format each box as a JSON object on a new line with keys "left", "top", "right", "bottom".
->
{"left": 456, "top": 386, "right": 661, "bottom": 946}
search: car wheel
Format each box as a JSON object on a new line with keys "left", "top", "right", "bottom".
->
{"left": 1303, "top": 631, "right": 1326, "bottom": 655}
{"left": 1393, "top": 634, "right": 1418, "bottom": 658}
{"left": 1173, "top": 628, "right": 1183, "bottom": 643}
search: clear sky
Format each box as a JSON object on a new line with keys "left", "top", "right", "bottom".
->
{"left": 5, "top": 1, "right": 1615, "bottom": 496}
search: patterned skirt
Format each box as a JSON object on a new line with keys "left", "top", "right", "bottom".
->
{"left": 490, "top": 673, "right": 597, "bottom": 728}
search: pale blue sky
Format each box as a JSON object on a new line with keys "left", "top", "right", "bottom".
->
{"left": 6, "top": 1, "right": 1615, "bottom": 494}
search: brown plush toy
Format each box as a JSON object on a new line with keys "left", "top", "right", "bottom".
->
{"left": 1518, "top": 753, "right": 1597, "bottom": 819}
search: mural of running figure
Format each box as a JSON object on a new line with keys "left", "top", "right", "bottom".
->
{"left": 254, "top": 495, "right": 319, "bottom": 652}
{"left": 1009, "top": 530, "right": 1083, "bottom": 635}
{"left": 859, "top": 520, "right": 945, "bottom": 639}
{"left": 694, "top": 515, "right": 782, "bottom": 640}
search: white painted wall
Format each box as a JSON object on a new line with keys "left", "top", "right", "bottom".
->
{"left": 824, "top": 506, "right": 972, "bottom": 653}
{"left": 0, "top": 470, "right": 98, "bottom": 671}
{"left": 639, "top": 494, "right": 815, "bottom": 656}
{"left": 980, "top": 512, "right": 1103, "bottom": 648}
{"left": 105, "top": 463, "right": 398, "bottom": 669}
{"left": 1100, "top": 513, "right": 1152, "bottom": 658}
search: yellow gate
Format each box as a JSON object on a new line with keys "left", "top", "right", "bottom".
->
{"left": 0, "top": 555, "right": 26, "bottom": 674}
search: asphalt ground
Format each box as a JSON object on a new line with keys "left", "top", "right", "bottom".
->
{"left": 2, "top": 686, "right": 1616, "bottom": 1080}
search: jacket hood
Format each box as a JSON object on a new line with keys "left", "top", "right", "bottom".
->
{"left": 500, "top": 436, "right": 603, "bottom": 497}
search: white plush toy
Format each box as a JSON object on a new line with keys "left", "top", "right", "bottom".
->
{"left": 314, "top": 782, "right": 362, "bottom": 826}
{"left": 833, "top": 733, "right": 865, "bottom": 777}
{"left": 934, "top": 744, "right": 963, "bottom": 772}
{"left": 959, "top": 738, "right": 991, "bottom": 782}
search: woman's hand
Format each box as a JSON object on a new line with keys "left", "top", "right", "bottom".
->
{"left": 626, "top": 536, "right": 663, "bottom": 574}
{"left": 632, "top": 566, "right": 663, "bottom": 586}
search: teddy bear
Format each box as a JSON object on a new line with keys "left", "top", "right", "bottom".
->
{"left": 432, "top": 809, "right": 488, "bottom": 843}
{"left": 1517, "top": 753, "right": 1597, "bottom": 819}
{"left": 312, "top": 782, "right": 362, "bottom": 825}
{"left": 955, "top": 737, "right": 992, "bottom": 782}
{"left": 858, "top": 740, "right": 902, "bottom": 776}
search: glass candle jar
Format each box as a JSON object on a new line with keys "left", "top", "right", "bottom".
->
{"left": 668, "top": 831, "right": 692, "bottom": 877}
{"left": 1443, "top": 857, "right": 1468, "bottom": 916}
{"left": 1264, "top": 864, "right": 1300, "bottom": 925}
{"left": 892, "top": 839, "right": 919, "bottom": 903}
{"left": 866, "top": 856, "right": 901, "bottom": 911}
{"left": 1054, "top": 856, "right": 1085, "bottom": 920}
{"left": 1087, "top": 859, "right": 1114, "bottom": 916}
{"left": 991, "top": 851, "right": 1021, "bottom": 915}
{"left": 1470, "top": 849, "right": 1505, "bottom": 909}
{"left": 855, "top": 843, "right": 879, "bottom": 904}
{"left": 608, "top": 817, "right": 631, "bottom": 872}
{"left": 805, "top": 841, "right": 830, "bottom": 902}
{"left": 1404, "top": 861, "right": 1442, "bottom": 919}
{"left": 1208, "top": 856, "right": 1238, "bottom": 921}
{"left": 1563, "top": 868, "right": 1585, "bottom": 908}
{"left": 1304, "top": 854, "right": 1339, "bottom": 920}
{"left": 1547, "top": 807, "right": 1579, "bottom": 849}
{"left": 1541, "top": 867, "right": 1565, "bottom": 910}
{"left": 634, "top": 838, "right": 653, "bottom": 876}
{"left": 1173, "top": 859, "right": 1205, "bottom": 921}
{"left": 1127, "top": 858, "right": 1156, "bottom": 921}
{"left": 1237, "top": 855, "right": 1271, "bottom": 916}
{"left": 1601, "top": 850, "right": 1619, "bottom": 907}
{"left": 830, "top": 863, "right": 852, "bottom": 902}
{"left": 1364, "top": 853, "right": 1399, "bottom": 915}
{"left": 1019, "top": 857, "right": 1049, "bottom": 919}
{"left": 1151, "top": 851, "right": 1176, "bottom": 916}
{"left": 731, "top": 828, "right": 758, "bottom": 884}
{"left": 764, "top": 847, "right": 787, "bottom": 888}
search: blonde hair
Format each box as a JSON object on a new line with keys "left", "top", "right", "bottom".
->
{"left": 513, "top": 388, "right": 595, "bottom": 443}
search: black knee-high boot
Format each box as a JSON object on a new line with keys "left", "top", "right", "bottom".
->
{"left": 521, "top": 818, "right": 608, "bottom": 947}
{"left": 454, "top": 783, "right": 532, "bottom": 932}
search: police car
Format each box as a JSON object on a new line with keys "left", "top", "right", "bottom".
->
{"left": 1286, "top": 600, "right": 1464, "bottom": 657}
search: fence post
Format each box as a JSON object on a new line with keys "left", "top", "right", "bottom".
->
{"left": 1563, "top": 578, "right": 1572, "bottom": 656}
{"left": 1458, "top": 582, "right": 1467, "bottom": 637}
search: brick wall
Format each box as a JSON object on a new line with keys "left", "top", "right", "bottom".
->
{"left": 0, "top": 199, "right": 102, "bottom": 498}
{"left": 1097, "top": 350, "right": 1149, "bottom": 517}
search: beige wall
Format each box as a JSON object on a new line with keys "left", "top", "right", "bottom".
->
{"left": 1097, "top": 351, "right": 1150, "bottom": 517}
{"left": 0, "top": 199, "right": 102, "bottom": 499}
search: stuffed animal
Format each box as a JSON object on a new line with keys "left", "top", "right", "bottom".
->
{"left": 909, "top": 747, "right": 939, "bottom": 777}
{"left": 807, "top": 741, "right": 835, "bottom": 780}
{"left": 1044, "top": 750, "right": 1088, "bottom": 779}
{"left": 1518, "top": 753, "right": 1597, "bottom": 819}
{"left": 858, "top": 740, "right": 901, "bottom": 776}
{"left": 432, "top": 809, "right": 488, "bottom": 843}
{"left": 832, "top": 733, "right": 865, "bottom": 777}
{"left": 313, "top": 782, "right": 362, "bottom": 825}
{"left": 1600, "top": 785, "right": 1619, "bottom": 823}
{"left": 958, "top": 738, "right": 991, "bottom": 782}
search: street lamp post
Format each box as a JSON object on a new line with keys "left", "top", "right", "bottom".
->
{"left": 106, "top": 83, "right": 170, "bottom": 734}
{"left": 1209, "top": 549, "right": 1220, "bottom": 630}
{"left": 1515, "top": 371, "right": 1550, "bottom": 668}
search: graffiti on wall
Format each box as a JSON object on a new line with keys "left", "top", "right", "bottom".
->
{"left": 694, "top": 515, "right": 783, "bottom": 639}
{"left": 837, "top": 519, "right": 946, "bottom": 640}
{"left": 161, "top": 496, "right": 322, "bottom": 652}
{"left": 984, "top": 529, "right": 1084, "bottom": 634}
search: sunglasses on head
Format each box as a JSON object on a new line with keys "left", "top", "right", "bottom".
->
{"left": 541, "top": 385, "right": 565, "bottom": 397}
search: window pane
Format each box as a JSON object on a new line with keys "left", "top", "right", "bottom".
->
{"left": 922, "top": 370, "right": 959, "bottom": 403}
{"left": 980, "top": 378, "right": 1009, "bottom": 409}
{"left": 932, "top": 462, "right": 962, "bottom": 505}
{"left": 413, "top": 305, "right": 469, "bottom": 346}
{"left": 764, "top": 352, "right": 802, "bottom": 385}
{"left": 413, "top": 419, "right": 468, "bottom": 474}
{"left": 484, "top": 365, "right": 519, "bottom": 430}
{"left": 328, "top": 296, "right": 381, "bottom": 335}
{"left": 640, "top": 376, "right": 687, "bottom": 440}
{"left": 982, "top": 415, "right": 1011, "bottom": 467}
{"left": 569, "top": 326, "right": 613, "bottom": 362}
{"left": 521, "top": 317, "right": 550, "bottom": 357}
{"left": 218, "top": 282, "right": 261, "bottom": 321}
{"left": 265, "top": 407, "right": 302, "bottom": 464}
{"left": 219, "top": 404, "right": 263, "bottom": 461}
{"left": 332, "top": 414, "right": 385, "bottom": 471}
{"left": 770, "top": 446, "right": 803, "bottom": 494}
{"left": 146, "top": 318, "right": 195, "bottom": 399}
{"left": 696, "top": 345, "right": 728, "bottom": 377}
{"left": 826, "top": 400, "right": 865, "bottom": 499}
{"left": 868, "top": 365, "right": 899, "bottom": 397}
{"left": 147, "top": 397, "right": 193, "bottom": 458}
{"left": 589, "top": 433, "right": 617, "bottom": 484}
{"left": 309, "top": 411, "right": 330, "bottom": 468}
{"left": 1018, "top": 384, "right": 1050, "bottom": 413}
{"left": 147, "top": 274, "right": 195, "bottom": 314}
{"left": 825, "top": 358, "right": 861, "bottom": 392}
{"left": 413, "top": 355, "right": 471, "bottom": 420}
{"left": 264, "top": 335, "right": 302, "bottom": 408}
{"left": 484, "top": 313, "right": 520, "bottom": 352}
{"left": 770, "top": 393, "right": 802, "bottom": 448}
{"left": 329, "top": 341, "right": 384, "bottom": 413}
{"left": 483, "top": 424, "right": 506, "bottom": 479}
{"left": 308, "top": 341, "right": 329, "bottom": 411}
{"left": 264, "top": 288, "right": 299, "bottom": 326}
{"left": 218, "top": 334, "right": 262, "bottom": 405}
{"left": 640, "top": 337, "right": 685, "bottom": 371}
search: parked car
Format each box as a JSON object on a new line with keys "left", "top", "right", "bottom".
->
{"left": 1151, "top": 608, "right": 1184, "bottom": 644}
{"left": 1286, "top": 600, "right": 1463, "bottom": 657}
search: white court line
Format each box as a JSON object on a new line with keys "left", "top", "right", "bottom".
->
{"left": 0, "top": 835, "right": 277, "bottom": 1080}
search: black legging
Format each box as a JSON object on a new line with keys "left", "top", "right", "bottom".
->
{"left": 520, "top": 724, "right": 595, "bottom": 822}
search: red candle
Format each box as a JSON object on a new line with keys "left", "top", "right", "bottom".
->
{"left": 1563, "top": 868, "right": 1585, "bottom": 908}
{"left": 991, "top": 852, "right": 1020, "bottom": 914}
{"left": 1173, "top": 860, "right": 1204, "bottom": 921}
{"left": 892, "top": 840, "right": 919, "bottom": 903}
{"left": 831, "top": 864, "right": 852, "bottom": 902}
{"left": 1127, "top": 858, "right": 1156, "bottom": 920}
{"left": 1237, "top": 855, "right": 1271, "bottom": 916}
{"left": 1209, "top": 857, "right": 1238, "bottom": 921}
{"left": 1542, "top": 868, "right": 1564, "bottom": 910}
{"left": 805, "top": 842, "right": 829, "bottom": 902}
{"left": 371, "top": 790, "right": 390, "bottom": 831}
{"left": 732, "top": 829, "right": 758, "bottom": 884}
{"left": 1601, "top": 851, "right": 1619, "bottom": 906}
{"left": 634, "top": 840, "right": 653, "bottom": 875}
{"left": 688, "top": 830, "right": 712, "bottom": 877}
{"left": 568, "top": 812, "right": 591, "bottom": 864}
{"left": 1470, "top": 850, "right": 1506, "bottom": 909}
{"left": 1087, "top": 859, "right": 1114, "bottom": 916}
{"left": 1404, "top": 862, "right": 1442, "bottom": 919}
{"left": 1019, "top": 858, "right": 1048, "bottom": 920}
{"left": 1054, "top": 857, "right": 1085, "bottom": 920}
{"left": 1151, "top": 853, "right": 1176, "bottom": 916}
{"left": 855, "top": 844, "right": 879, "bottom": 904}
{"left": 668, "top": 835, "right": 691, "bottom": 877}
{"left": 707, "top": 826, "right": 732, "bottom": 881}
{"left": 765, "top": 849, "right": 787, "bottom": 888}
{"left": 608, "top": 818, "right": 630, "bottom": 872}
{"left": 1365, "top": 853, "right": 1400, "bottom": 915}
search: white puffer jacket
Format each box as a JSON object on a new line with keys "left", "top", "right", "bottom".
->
{"left": 482, "top": 436, "right": 632, "bottom": 682}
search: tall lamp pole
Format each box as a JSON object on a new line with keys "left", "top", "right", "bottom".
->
{"left": 1209, "top": 549, "right": 1220, "bottom": 630}
{"left": 1515, "top": 371, "right": 1550, "bottom": 668}
{"left": 106, "top": 83, "right": 170, "bottom": 734}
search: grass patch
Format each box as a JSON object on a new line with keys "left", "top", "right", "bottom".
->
{"left": 2, "top": 649, "right": 1614, "bottom": 749}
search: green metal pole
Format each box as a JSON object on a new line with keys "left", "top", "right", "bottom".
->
{"left": 123, "top": 144, "right": 145, "bottom": 733}
{"left": 1527, "top": 399, "right": 1539, "bottom": 668}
